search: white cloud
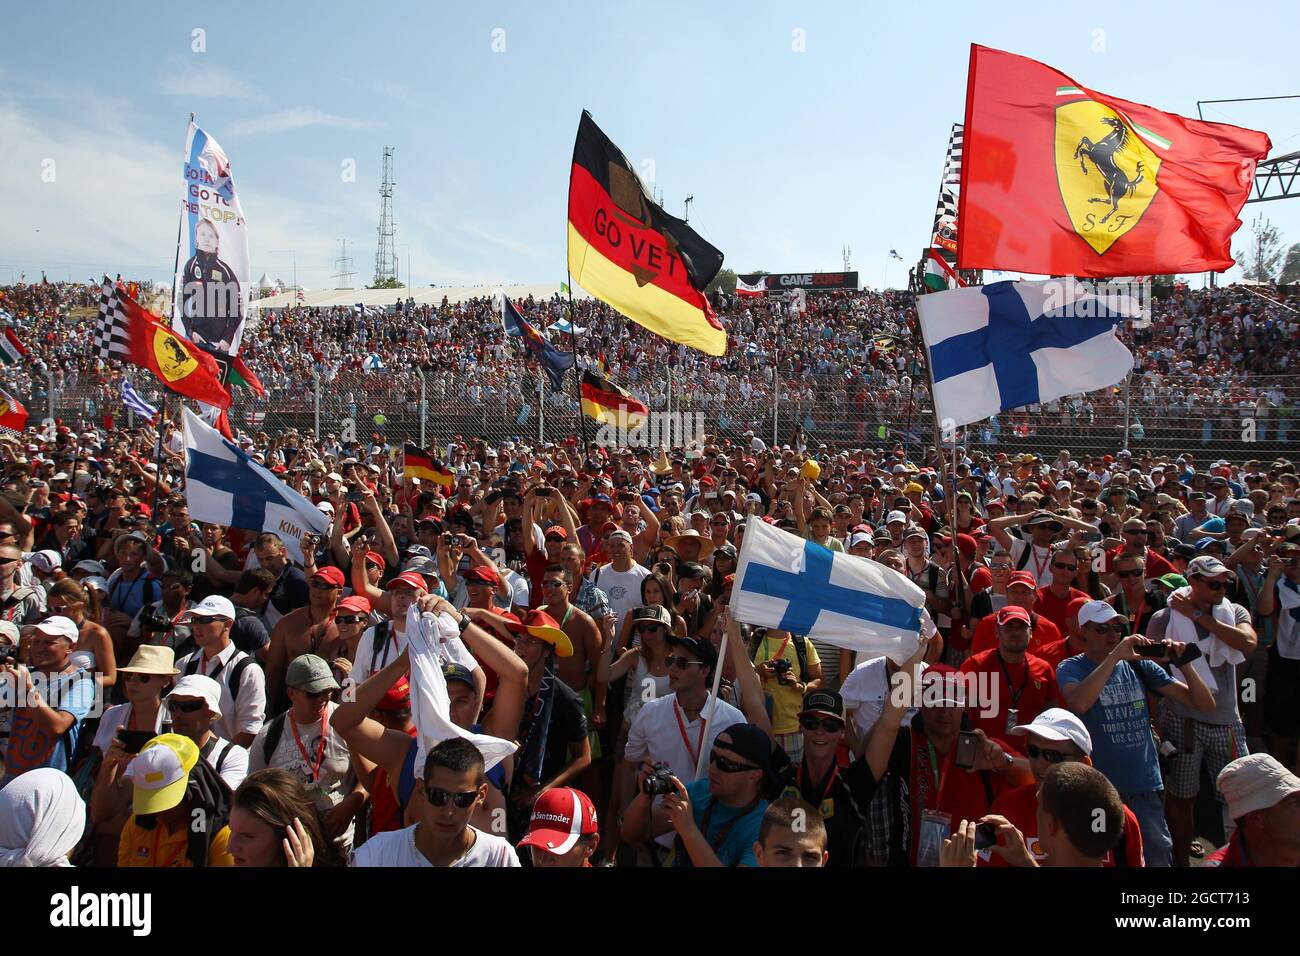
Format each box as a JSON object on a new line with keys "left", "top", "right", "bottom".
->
{"left": 224, "top": 109, "right": 382, "bottom": 138}
{"left": 157, "top": 67, "right": 268, "bottom": 103}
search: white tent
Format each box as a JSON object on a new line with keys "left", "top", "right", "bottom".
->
{"left": 254, "top": 272, "right": 276, "bottom": 290}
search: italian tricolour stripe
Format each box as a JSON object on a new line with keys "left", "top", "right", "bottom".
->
{"left": 0, "top": 329, "right": 25, "bottom": 365}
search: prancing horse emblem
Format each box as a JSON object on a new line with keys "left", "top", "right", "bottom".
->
{"left": 1074, "top": 116, "right": 1145, "bottom": 224}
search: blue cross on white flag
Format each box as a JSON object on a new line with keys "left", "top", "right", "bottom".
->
{"left": 731, "top": 518, "right": 925, "bottom": 662}
{"left": 918, "top": 278, "right": 1138, "bottom": 429}
{"left": 182, "top": 407, "right": 329, "bottom": 563}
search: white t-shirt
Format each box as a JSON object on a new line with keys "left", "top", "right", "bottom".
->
{"left": 249, "top": 701, "right": 354, "bottom": 846}
{"left": 352, "top": 620, "right": 408, "bottom": 687}
{"left": 1008, "top": 538, "right": 1055, "bottom": 588}
{"left": 93, "top": 702, "right": 166, "bottom": 753}
{"left": 350, "top": 823, "right": 520, "bottom": 867}
{"left": 840, "top": 657, "right": 924, "bottom": 743}
{"left": 590, "top": 563, "right": 651, "bottom": 632}
{"left": 201, "top": 736, "right": 250, "bottom": 792}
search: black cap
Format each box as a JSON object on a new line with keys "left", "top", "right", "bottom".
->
{"left": 798, "top": 691, "right": 845, "bottom": 722}
{"left": 714, "top": 723, "right": 774, "bottom": 775}
{"left": 631, "top": 604, "right": 672, "bottom": 627}
{"left": 666, "top": 633, "right": 717, "bottom": 671}
{"left": 442, "top": 662, "right": 475, "bottom": 687}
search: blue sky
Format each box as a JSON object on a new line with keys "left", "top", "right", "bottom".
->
{"left": 1, "top": 0, "right": 1297, "bottom": 291}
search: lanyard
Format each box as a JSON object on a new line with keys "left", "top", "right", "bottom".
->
{"left": 291, "top": 709, "right": 329, "bottom": 782}
{"left": 798, "top": 757, "right": 839, "bottom": 805}
{"left": 925, "top": 738, "right": 954, "bottom": 808}
{"left": 673, "top": 699, "right": 707, "bottom": 770}
{"left": 1029, "top": 546, "right": 1051, "bottom": 583}
{"left": 996, "top": 652, "right": 1028, "bottom": 707}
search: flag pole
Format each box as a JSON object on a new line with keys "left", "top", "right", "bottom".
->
{"left": 565, "top": 274, "right": 589, "bottom": 452}
{"left": 695, "top": 627, "right": 729, "bottom": 779}
{"left": 171, "top": 112, "right": 195, "bottom": 322}
{"left": 150, "top": 397, "right": 170, "bottom": 519}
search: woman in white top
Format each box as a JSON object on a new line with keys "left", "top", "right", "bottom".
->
{"left": 88, "top": 645, "right": 177, "bottom": 867}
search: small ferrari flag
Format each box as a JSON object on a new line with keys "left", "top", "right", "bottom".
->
{"left": 0, "top": 388, "right": 28, "bottom": 433}
{"left": 404, "top": 443, "right": 453, "bottom": 487}
{"left": 958, "top": 45, "right": 1271, "bottom": 277}
{"left": 0, "top": 328, "right": 26, "bottom": 365}
{"left": 580, "top": 369, "right": 648, "bottom": 430}
{"left": 568, "top": 111, "right": 726, "bottom": 355}
{"left": 93, "top": 278, "right": 232, "bottom": 409}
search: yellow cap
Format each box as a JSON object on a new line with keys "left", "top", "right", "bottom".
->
{"left": 125, "top": 733, "right": 199, "bottom": 816}
{"left": 799, "top": 459, "right": 821, "bottom": 481}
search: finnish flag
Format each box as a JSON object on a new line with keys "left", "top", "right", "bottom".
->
{"left": 182, "top": 407, "right": 330, "bottom": 564}
{"left": 732, "top": 519, "right": 926, "bottom": 663}
{"left": 918, "top": 278, "right": 1137, "bottom": 429}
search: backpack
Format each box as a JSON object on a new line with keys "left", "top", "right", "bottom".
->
{"left": 260, "top": 711, "right": 289, "bottom": 765}
{"left": 0, "top": 585, "right": 37, "bottom": 622}
{"left": 1014, "top": 542, "right": 1035, "bottom": 572}
{"left": 183, "top": 649, "right": 256, "bottom": 713}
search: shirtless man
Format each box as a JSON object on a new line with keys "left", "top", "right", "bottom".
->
{"left": 537, "top": 563, "right": 603, "bottom": 709}
{"left": 265, "top": 566, "right": 343, "bottom": 714}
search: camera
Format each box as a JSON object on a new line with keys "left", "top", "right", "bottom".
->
{"left": 140, "top": 609, "right": 173, "bottom": 634}
{"left": 770, "top": 658, "right": 794, "bottom": 679}
{"left": 0, "top": 644, "right": 19, "bottom": 667}
{"left": 642, "top": 762, "right": 677, "bottom": 796}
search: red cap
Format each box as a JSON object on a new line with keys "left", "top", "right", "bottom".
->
{"left": 1067, "top": 595, "right": 1091, "bottom": 626}
{"left": 312, "top": 566, "right": 346, "bottom": 588}
{"left": 954, "top": 532, "right": 977, "bottom": 560}
{"left": 134, "top": 502, "right": 153, "bottom": 517}
{"left": 996, "top": 606, "right": 1032, "bottom": 626}
{"left": 461, "top": 565, "right": 500, "bottom": 586}
{"left": 699, "top": 475, "right": 716, "bottom": 487}
{"left": 544, "top": 526, "right": 569, "bottom": 541}
{"left": 365, "top": 551, "right": 386, "bottom": 571}
{"left": 271, "top": 465, "right": 287, "bottom": 474}
{"left": 337, "top": 595, "right": 372, "bottom": 615}
{"left": 385, "top": 571, "right": 428, "bottom": 593}
{"left": 1007, "top": 571, "right": 1037, "bottom": 590}
{"left": 969, "top": 566, "right": 993, "bottom": 592}
{"left": 375, "top": 675, "right": 410, "bottom": 712}
{"left": 599, "top": 520, "right": 620, "bottom": 536}
{"left": 518, "top": 787, "right": 598, "bottom": 854}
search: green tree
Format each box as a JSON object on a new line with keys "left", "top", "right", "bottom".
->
{"left": 705, "top": 268, "right": 737, "bottom": 295}
{"left": 1235, "top": 217, "right": 1284, "bottom": 282}
{"left": 1280, "top": 242, "right": 1300, "bottom": 285}
{"left": 369, "top": 276, "right": 403, "bottom": 289}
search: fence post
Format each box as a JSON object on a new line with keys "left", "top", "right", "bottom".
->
{"left": 1123, "top": 372, "right": 1132, "bottom": 449}
{"left": 416, "top": 368, "right": 427, "bottom": 449}
{"left": 538, "top": 376, "right": 545, "bottom": 443}
{"left": 313, "top": 371, "right": 321, "bottom": 438}
{"left": 772, "top": 364, "right": 779, "bottom": 447}
{"left": 46, "top": 370, "right": 57, "bottom": 428}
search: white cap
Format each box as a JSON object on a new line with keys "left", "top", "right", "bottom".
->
{"left": 33, "top": 616, "right": 80, "bottom": 642}
{"left": 1217, "top": 754, "right": 1300, "bottom": 821}
{"left": 1056, "top": 481, "right": 1072, "bottom": 490}
{"left": 81, "top": 575, "right": 109, "bottom": 594}
{"left": 891, "top": 464, "right": 908, "bottom": 474}
{"left": 326, "top": 472, "right": 344, "bottom": 482}
{"left": 1011, "top": 707, "right": 1093, "bottom": 755}
{"left": 317, "top": 501, "right": 335, "bottom": 514}
{"left": 848, "top": 531, "right": 874, "bottom": 549}
{"left": 179, "top": 595, "right": 236, "bottom": 621}
{"left": 73, "top": 559, "right": 107, "bottom": 576}
{"left": 886, "top": 510, "right": 907, "bottom": 525}
{"left": 1078, "top": 600, "right": 1122, "bottom": 628}
{"left": 167, "top": 674, "right": 223, "bottom": 719}
{"left": 29, "top": 550, "right": 63, "bottom": 574}
{"left": 51, "top": 472, "right": 69, "bottom": 481}
{"left": 0, "top": 620, "right": 20, "bottom": 643}
{"left": 1186, "top": 555, "right": 1230, "bottom": 578}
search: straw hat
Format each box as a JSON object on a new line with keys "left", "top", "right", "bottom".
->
{"left": 117, "top": 645, "right": 180, "bottom": 676}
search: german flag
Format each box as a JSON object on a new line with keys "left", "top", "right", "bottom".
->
{"left": 404, "top": 443, "right": 454, "bottom": 487}
{"left": 580, "top": 369, "right": 648, "bottom": 430}
{"left": 568, "top": 111, "right": 726, "bottom": 356}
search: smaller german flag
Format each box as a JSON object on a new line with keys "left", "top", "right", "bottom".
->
{"left": 404, "top": 442, "right": 454, "bottom": 487}
{"left": 581, "top": 370, "right": 648, "bottom": 430}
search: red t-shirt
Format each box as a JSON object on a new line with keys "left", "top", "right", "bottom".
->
{"left": 968, "top": 613, "right": 1061, "bottom": 657}
{"left": 1031, "top": 637, "right": 1085, "bottom": 672}
{"left": 979, "top": 782, "right": 1145, "bottom": 867}
{"left": 1032, "top": 585, "right": 1090, "bottom": 639}
{"left": 1103, "top": 546, "right": 1176, "bottom": 579}
{"left": 959, "top": 649, "right": 1063, "bottom": 744}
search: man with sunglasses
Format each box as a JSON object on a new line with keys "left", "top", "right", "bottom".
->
{"left": 250, "top": 654, "right": 366, "bottom": 852}
{"left": 1058, "top": 600, "right": 1214, "bottom": 866}
{"left": 979, "top": 708, "right": 1144, "bottom": 866}
{"left": 1031, "top": 546, "right": 1090, "bottom": 638}
{"left": 163, "top": 674, "right": 248, "bottom": 791}
{"left": 988, "top": 510, "right": 1094, "bottom": 589}
{"left": 175, "top": 595, "right": 267, "bottom": 748}
{"left": 1104, "top": 551, "right": 1166, "bottom": 637}
{"left": 0, "top": 544, "right": 42, "bottom": 626}
{"left": 774, "top": 691, "right": 878, "bottom": 867}
{"left": 1104, "top": 519, "right": 1177, "bottom": 587}
{"left": 266, "top": 566, "right": 345, "bottom": 714}
{"left": 1145, "top": 555, "right": 1256, "bottom": 866}
{"left": 351, "top": 737, "right": 520, "bottom": 867}
{"left": 624, "top": 722, "right": 772, "bottom": 867}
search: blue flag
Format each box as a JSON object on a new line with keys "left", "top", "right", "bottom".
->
{"left": 502, "top": 296, "right": 574, "bottom": 390}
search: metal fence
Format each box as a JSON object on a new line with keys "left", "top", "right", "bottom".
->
{"left": 39, "top": 369, "right": 1300, "bottom": 463}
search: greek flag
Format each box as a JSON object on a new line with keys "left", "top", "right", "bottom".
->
{"left": 918, "top": 278, "right": 1137, "bottom": 429}
{"left": 121, "top": 380, "right": 158, "bottom": 420}
{"left": 182, "top": 407, "right": 330, "bottom": 563}
{"left": 732, "top": 518, "right": 925, "bottom": 662}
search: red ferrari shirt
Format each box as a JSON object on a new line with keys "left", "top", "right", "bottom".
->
{"left": 968, "top": 613, "right": 1061, "bottom": 657}
{"left": 959, "top": 649, "right": 1063, "bottom": 744}
{"left": 979, "top": 782, "right": 1145, "bottom": 867}
{"left": 1032, "top": 585, "right": 1090, "bottom": 638}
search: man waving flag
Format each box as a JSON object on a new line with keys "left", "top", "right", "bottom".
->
{"left": 567, "top": 111, "right": 726, "bottom": 355}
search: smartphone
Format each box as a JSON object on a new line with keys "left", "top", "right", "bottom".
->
{"left": 955, "top": 731, "right": 979, "bottom": 770}
{"left": 974, "top": 821, "right": 998, "bottom": 851}
{"left": 117, "top": 729, "right": 155, "bottom": 754}
{"left": 1134, "top": 642, "right": 1169, "bottom": 659}
{"left": 345, "top": 490, "right": 365, "bottom": 502}
{"left": 534, "top": 487, "right": 553, "bottom": 498}
{"left": 1082, "top": 530, "right": 1102, "bottom": 543}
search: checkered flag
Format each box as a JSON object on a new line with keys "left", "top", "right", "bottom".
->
{"left": 93, "top": 277, "right": 131, "bottom": 362}
{"left": 942, "top": 123, "right": 963, "bottom": 187}
{"left": 932, "top": 187, "right": 958, "bottom": 236}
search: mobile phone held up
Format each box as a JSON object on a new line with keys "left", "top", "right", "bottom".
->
{"left": 1133, "top": 642, "right": 1169, "bottom": 659}
{"left": 955, "top": 731, "right": 979, "bottom": 769}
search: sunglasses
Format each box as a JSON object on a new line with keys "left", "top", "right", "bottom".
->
{"left": 336, "top": 614, "right": 366, "bottom": 625}
{"left": 1087, "top": 622, "right": 1126, "bottom": 633}
{"left": 425, "top": 785, "right": 479, "bottom": 808}
{"left": 1123, "top": 529, "right": 1148, "bottom": 536}
{"left": 634, "top": 622, "right": 665, "bottom": 633}
{"left": 1194, "top": 578, "right": 1226, "bottom": 591}
{"left": 541, "top": 580, "right": 568, "bottom": 589}
{"left": 299, "top": 688, "right": 332, "bottom": 699}
{"left": 1053, "top": 562, "right": 1077, "bottom": 571}
{"left": 123, "top": 672, "right": 158, "bottom": 683}
{"left": 711, "top": 752, "right": 760, "bottom": 774}
{"left": 188, "top": 614, "right": 227, "bottom": 626}
{"left": 0, "top": 557, "right": 19, "bottom": 567}
{"left": 799, "top": 716, "right": 845, "bottom": 734}
{"left": 665, "top": 655, "right": 705, "bottom": 670}
{"left": 167, "top": 698, "right": 207, "bottom": 713}
{"left": 310, "top": 580, "right": 341, "bottom": 591}
{"left": 1025, "top": 743, "right": 1070, "bottom": 764}
{"left": 1117, "top": 568, "right": 1144, "bottom": 579}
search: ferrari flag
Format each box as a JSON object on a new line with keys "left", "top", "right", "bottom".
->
{"left": 568, "top": 111, "right": 726, "bottom": 355}
{"left": 580, "top": 369, "right": 648, "bottom": 430}
{"left": 958, "top": 45, "right": 1271, "bottom": 277}
{"left": 93, "top": 278, "right": 231, "bottom": 409}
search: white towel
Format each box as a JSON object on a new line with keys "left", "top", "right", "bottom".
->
{"left": 1165, "top": 586, "right": 1243, "bottom": 693}
{"left": 1275, "top": 579, "right": 1300, "bottom": 660}
{"left": 0, "top": 768, "right": 86, "bottom": 867}
{"left": 405, "top": 605, "right": 517, "bottom": 774}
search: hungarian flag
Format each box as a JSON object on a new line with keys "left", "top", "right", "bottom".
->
{"left": 958, "top": 45, "right": 1271, "bottom": 277}
{"left": 580, "top": 369, "right": 648, "bottom": 430}
{"left": 93, "top": 279, "right": 231, "bottom": 409}
{"left": 404, "top": 443, "right": 453, "bottom": 487}
{"left": 568, "top": 111, "right": 726, "bottom": 355}
{"left": 231, "top": 354, "right": 266, "bottom": 397}
{"left": 0, "top": 329, "right": 25, "bottom": 365}
{"left": 0, "top": 389, "right": 27, "bottom": 433}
